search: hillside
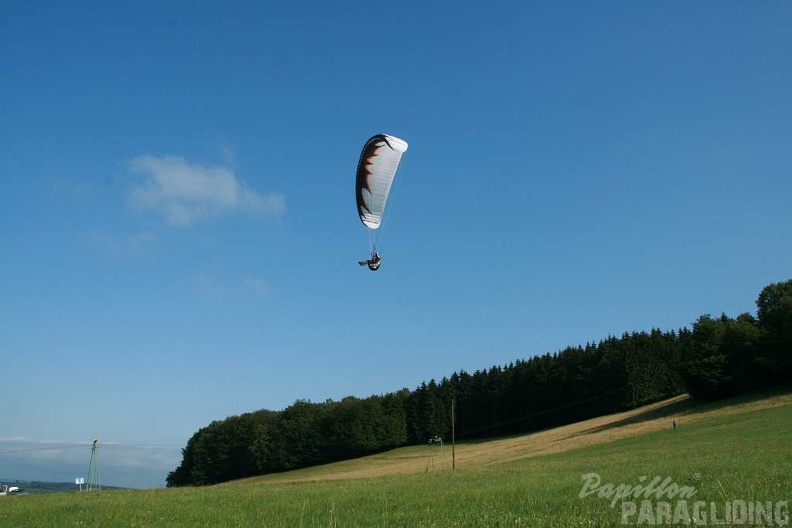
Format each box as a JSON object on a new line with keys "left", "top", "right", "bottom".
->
{"left": 225, "top": 388, "right": 792, "bottom": 486}
{"left": 5, "top": 388, "right": 789, "bottom": 527}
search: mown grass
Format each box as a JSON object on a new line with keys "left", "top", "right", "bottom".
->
{"left": 1, "top": 391, "right": 789, "bottom": 527}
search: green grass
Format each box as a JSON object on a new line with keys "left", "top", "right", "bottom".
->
{"left": 2, "top": 392, "right": 789, "bottom": 527}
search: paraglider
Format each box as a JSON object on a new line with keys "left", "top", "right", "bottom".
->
{"left": 358, "top": 251, "right": 382, "bottom": 271}
{"left": 355, "top": 134, "right": 408, "bottom": 271}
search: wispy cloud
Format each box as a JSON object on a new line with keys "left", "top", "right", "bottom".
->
{"left": 50, "top": 177, "right": 100, "bottom": 200}
{"left": 244, "top": 277, "right": 269, "bottom": 298}
{"left": 189, "top": 273, "right": 223, "bottom": 296}
{"left": 0, "top": 436, "right": 27, "bottom": 443}
{"left": 189, "top": 273, "right": 270, "bottom": 299}
{"left": 128, "top": 155, "right": 285, "bottom": 227}
{"left": 83, "top": 229, "right": 158, "bottom": 257}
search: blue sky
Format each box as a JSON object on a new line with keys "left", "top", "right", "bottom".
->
{"left": 1, "top": 1, "right": 790, "bottom": 488}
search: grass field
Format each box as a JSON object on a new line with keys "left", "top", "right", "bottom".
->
{"left": 1, "top": 389, "right": 789, "bottom": 527}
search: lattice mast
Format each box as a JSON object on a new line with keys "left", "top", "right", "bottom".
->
{"left": 86, "top": 438, "right": 101, "bottom": 491}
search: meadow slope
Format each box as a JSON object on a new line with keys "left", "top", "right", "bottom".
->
{"left": 2, "top": 389, "right": 789, "bottom": 527}
{"left": 227, "top": 388, "right": 792, "bottom": 486}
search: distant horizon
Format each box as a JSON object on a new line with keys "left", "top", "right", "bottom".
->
{"left": 0, "top": 439, "right": 179, "bottom": 489}
{"left": 0, "top": 478, "right": 135, "bottom": 490}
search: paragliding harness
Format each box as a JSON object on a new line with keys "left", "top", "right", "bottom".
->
{"left": 359, "top": 251, "right": 382, "bottom": 271}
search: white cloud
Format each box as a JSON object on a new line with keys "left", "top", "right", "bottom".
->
{"left": 128, "top": 155, "right": 285, "bottom": 227}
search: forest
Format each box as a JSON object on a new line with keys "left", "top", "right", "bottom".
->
{"left": 166, "top": 279, "right": 792, "bottom": 487}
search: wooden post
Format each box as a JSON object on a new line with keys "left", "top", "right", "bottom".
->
{"left": 451, "top": 398, "right": 456, "bottom": 470}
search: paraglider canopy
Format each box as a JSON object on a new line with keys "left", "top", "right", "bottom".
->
{"left": 356, "top": 134, "right": 408, "bottom": 230}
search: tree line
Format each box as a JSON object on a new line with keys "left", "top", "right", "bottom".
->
{"left": 167, "top": 279, "right": 791, "bottom": 487}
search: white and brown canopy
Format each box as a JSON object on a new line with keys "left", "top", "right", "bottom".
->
{"left": 355, "top": 134, "right": 408, "bottom": 230}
